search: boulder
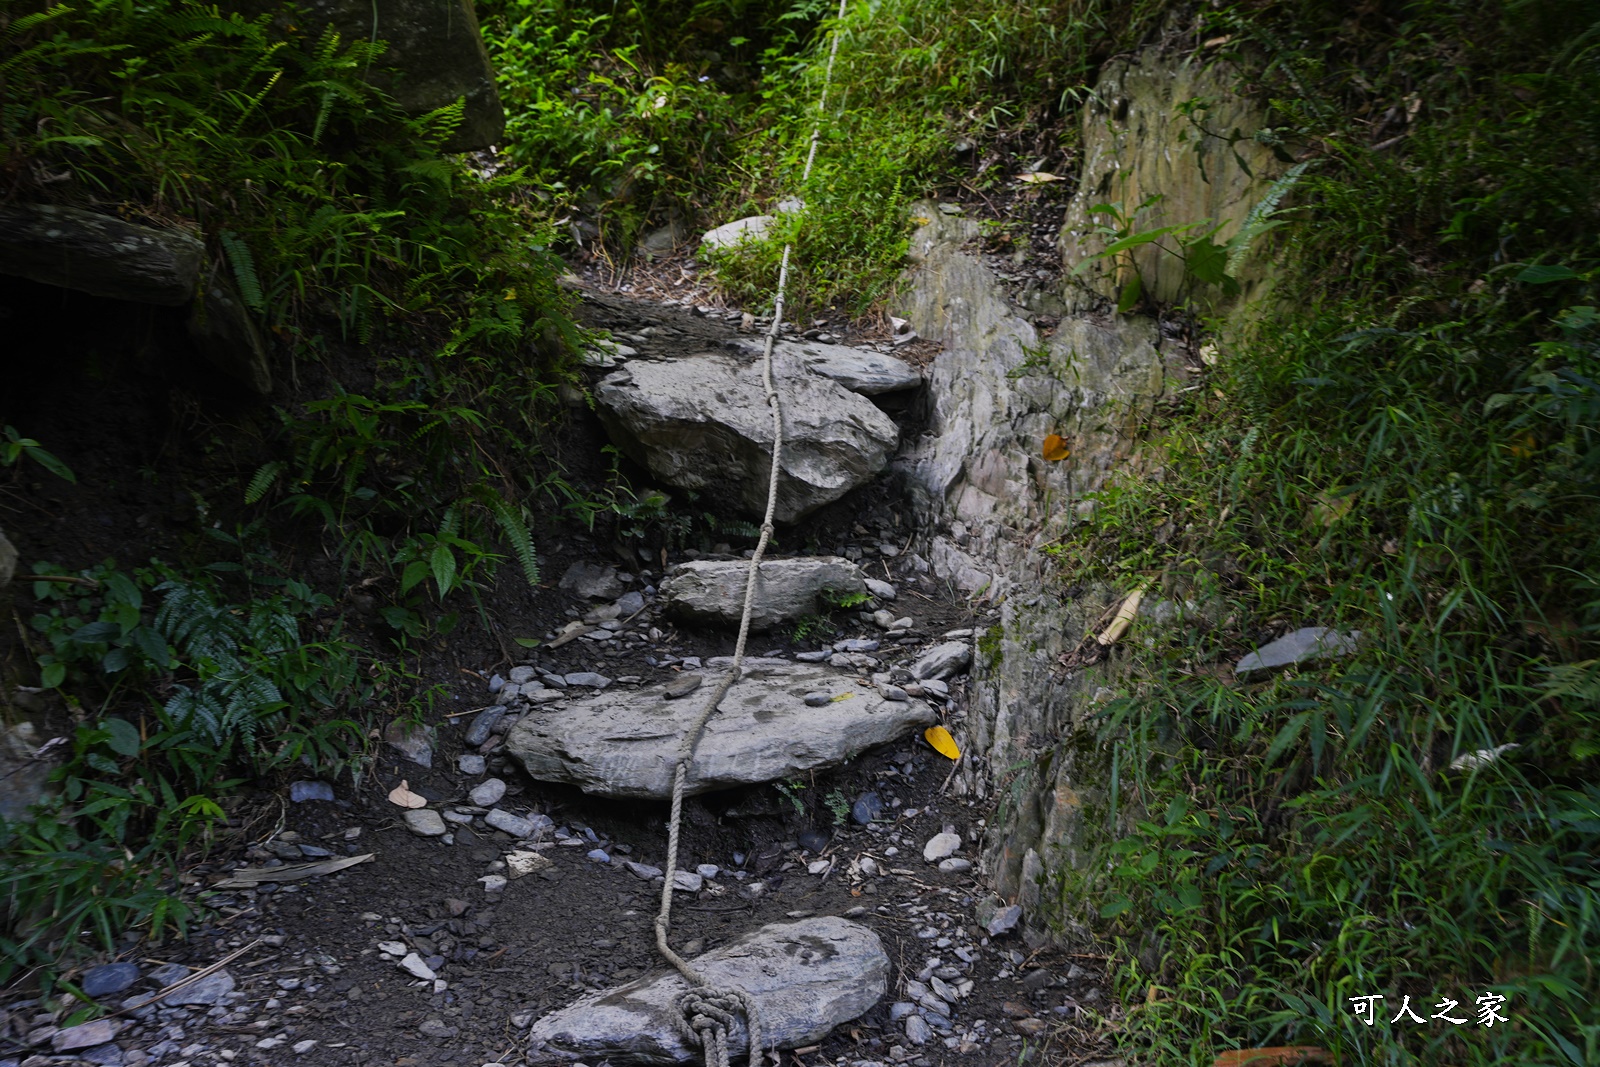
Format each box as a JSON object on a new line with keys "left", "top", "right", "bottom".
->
{"left": 230, "top": 0, "right": 504, "bottom": 151}
{"left": 503, "top": 662, "right": 935, "bottom": 798}
{"left": 1234, "top": 627, "right": 1360, "bottom": 676}
{"left": 593, "top": 352, "right": 898, "bottom": 523}
{"left": 728, "top": 337, "right": 922, "bottom": 395}
{"left": 0, "top": 204, "right": 202, "bottom": 305}
{"left": 701, "top": 215, "right": 774, "bottom": 250}
{"left": 659, "top": 557, "right": 867, "bottom": 631}
{"left": 527, "top": 917, "right": 887, "bottom": 1064}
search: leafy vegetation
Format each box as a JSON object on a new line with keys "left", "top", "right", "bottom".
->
{"left": 1035, "top": 2, "right": 1600, "bottom": 1062}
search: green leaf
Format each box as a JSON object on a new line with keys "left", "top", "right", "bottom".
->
{"left": 400, "top": 559, "right": 429, "bottom": 595}
{"left": 102, "top": 718, "right": 141, "bottom": 758}
{"left": 1116, "top": 274, "right": 1142, "bottom": 315}
{"left": 429, "top": 543, "right": 457, "bottom": 597}
{"left": 41, "top": 662, "right": 66, "bottom": 689}
{"left": 1184, "top": 235, "right": 1231, "bottom": 287}
{"left": 1098, "top": 896, "right": 1133, "bottom": 918}
{"left": 513, "top": 636, "right": 542, "bottom": 648}
{"left": 23, "top": 443, "right": 76, "bottom": 484}
{"left": 1517, "top": 264, "right": 1580, "bottom": 284}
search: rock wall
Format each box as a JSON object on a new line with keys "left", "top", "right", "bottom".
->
{"left": 895, "top": 45, "right": 1272, "bottom": 941}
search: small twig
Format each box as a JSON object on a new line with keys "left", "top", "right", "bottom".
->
{"left": 25, "top": 574, "right": 100, "bottom": 589}
{"left": 109, "top": 938, "right": 262, "bottom": 1017}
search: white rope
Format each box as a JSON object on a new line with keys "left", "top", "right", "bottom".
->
{"left": 653, "top": 5, "right": 850, "bottom": 1065}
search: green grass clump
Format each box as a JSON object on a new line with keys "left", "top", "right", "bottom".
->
{"left": 1044, "top": 2, "right": 1600, "bottom": 1063}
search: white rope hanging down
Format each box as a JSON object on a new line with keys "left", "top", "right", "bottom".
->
{"left": 652, "top": 4, "right": 850, "bottom": 1065}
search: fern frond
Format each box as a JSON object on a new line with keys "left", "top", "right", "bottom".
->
{"left": 219, "top": 230, "right": 266, "bottom": 313}
{"left": 1227, "top": 161, "right": 1312, "bottom": 275}
{"left": 491, "top": 498, "right": 540, "bottom": 587}
{"left": 244, "top": 460, "right": 283, "bottom": 504}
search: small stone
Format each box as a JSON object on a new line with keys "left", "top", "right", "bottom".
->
{"left": 663, "top": 674, "right": 703, "bottom": 699}
{"left": 804, "top": 692, "right": 831, "bottom": 707}
{"left": 464, "top": 706, "right": 507, "bottom": 747}
{"left": 858, "top": 856, "right": 878, "bottom": 876}
{"left": 807, "top": 859, "right": 831, "bottom": 875}
{"left": 891, "top": 617, "right": 913, "bottom": 630}
{"left": 458, "top": 754, "right": 487, "bottom": 776}
{"left": 910, "top": 642, "right": 971, "bottom": 681}
{"left": 80, "top": 962, "right": 141, "bottom": 998}
{"left": 559, "top": 562, "right": 624, "bottom": 600}
{"left": 399, "top": 953, "right": 437, "bottom": 980}
{"left": 872, "top": 609, "right": 896, "bottom": 630}
{"left": 484, "top": 808, "right": 544, "bottom": 838}
{"left": 889, "top": 1002, "right": 917, "bottom": 1021}
{"left": 162, "top": 967, "right": 235, "bottom": 1006}
{"left": 922, "top": 833, "right": 960, "bottom": 862}
{"left": 985, "top": 904, "right": 1023, "bottom": 937}
{"left": 383, "top": 718, "right": 434, "bottom": 768}
{"left": 938, "top": 858, "right": 971, "bottom": 873}
{"left": 696, "top": 864, "right": 719, "bottom": 879}
{"left": 905, "top": 1015, "right": 931, "bottom": 1045}
{"left": 479, "top": 874, "right": 507, "bottom": 893}
{"left": 404, "top": 809, "right": 447, "bottom": 837}
{"left": 293, "top": 1039, "right": 317, "bottom": 1054}
{"left": 626, "top": 861, "right": 664, "bottom": 880}
{"left": 469, "top": 778, "right": 507, "bottom": 806}
{"left": 795, "top": 650, "right": 831, "bottom": 662}
{"left": 419, "top": 1018, "right": 458, "bottom": 1039}
{"left": 509, "top": 666, "right": 537, "bottom": 685}
{"left": 798, "top": 829, "right": 830, "bottom": 853}
{"left": 865, "top": 578, "right": 897, "bottom": 601}
{"left": 288, "top": 780, "right": 334, "bottom": 803}
{"left": 565, "top": 672, "right": 612, "bottom": 688}
{"left": 51, "top": 1019, "right": 121, "bottom": 1052}
{"left": 851, "top": 792, "right": 883, "bottom": 825}
{"left": 672, "top": 872, "right": 703, "bottom": 892}
{"left": 881, "top": 684, "right": 909, "bottom": 701}
{"left": 587, "top": 848, "right": 611, "bottom": 863}
{"left": 615, "top": 590, "right": 646, "bottom": 616}
{"left": 834, "top": 638, "right": 880, "bottom": 653}
{"left": 378, "top": 940, "right": 408, "bottom": 956}
{"left": 507, "top": 851, "right": 554, "bottom": 878}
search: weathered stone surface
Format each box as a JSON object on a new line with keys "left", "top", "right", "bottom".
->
{"left": 701, "top": 215, "right": 773, "bottom": 250}
{"left": 0, "top": 720, "right": 55, "bottom": 822}
{"left": 164, "top": 968, "right": 235, "bottom": 1006}
{"left": 559, "top": 561, "right": 624, "bottom": 600}
{"left": 503, "top": 663, "right": 935, "bottom": 799}
{"left": 909, "top": 641, "right": 971, "bottom": 681}
{"left": 1058, "top": 51, "right": 1282, "bottom": 311}
{"left": 659, "top": 557, "right": 867, "bottom": 631}
{"left": 187, "top": 272, "right": 271, "bottom": 394}
{"left": 403, "top": 808, "right": 447, "bottom": 836}
{"left": 0, "top": 204, "right": 201, "bottom": 305}
{"left": 383, "top": 718, "right": 434, "bottom": 768}
{"left": 52, "top": 1019, "right": 121, "bottom": 1052}
{"left": 233, "top": 0, "right": 504, "bottom": 151}
{"left": 1234, "top": 627, "right": 1360, "bottom": 676}
{"left": 728, "top": 337, "right": 922, "bottom": 395}
{"left": 527, "top": 917, "right": 887, "bottom": 1064}
{"left": 0, "top": 528, "right": 16, "bottom": 588}
{"left": 594, "top": 352, "right": 898, "bottom": 523}
{"left": 81, "top": 962, "right": 141, "bottom": 999}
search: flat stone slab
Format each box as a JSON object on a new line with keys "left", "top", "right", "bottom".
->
{"left": 701, "top": 214, "right": 774, "bottom": 249}
{"left": 660, "top": 557, "right": 867, "bottom": 631}
{"left": 503, "top": 663, "right": 935, "bottom": 798}
{"left": 729, "top": 337, "right": 922, "bottom": 395}
{"left": 594, "top": 351, "right": 899, "bottom": 523}
{"left": 527, "top": 917, "right": 887, "bottom": 1064}
{"left": 0, "top": 203, "right": 203, "bottom": 305}
{"left": 1235, "top": 627, "right": 1360, "bottom": 676}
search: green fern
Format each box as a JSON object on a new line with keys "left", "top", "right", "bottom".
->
{"left": 244, "top": 460, "right": 283, "bottom": 504}
{"left": 1227, "top": 161, "right": 1312, "bottom": 275}
{"left": 219, "top": 230, "right": 265, "bottom": 313}
{"left": 491, "top": 497, "right": 540, "bottom": 587}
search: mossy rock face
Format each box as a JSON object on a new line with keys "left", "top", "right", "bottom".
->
{"left": 233, "top": 0, "right": 505, "bottom": 151}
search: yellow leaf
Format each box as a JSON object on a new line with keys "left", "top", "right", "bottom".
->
{"left": 1018, "top": 171, "right": 1064, "bottom": 183}
{"left": 911, "top": 216, "right": 932, "bottom": 225}
{"left": 1041, "top": 433, "right": 1070, "bottom": 462}
{"left": 1097, "top": 584, "right": 1147, "bottom": 646}
{"left": 831, "top": 692, "right": 854, "bottom": 702}
{"left": 924, "top": 725, "right": 961, "bottom": 760}
{"left": 387, "top": 780, "right": 427, "bottom": 809}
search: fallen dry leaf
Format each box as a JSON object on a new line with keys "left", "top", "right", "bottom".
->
{"left": 1018, "top": 171, "right": 1065, "bottom": 183}
{"left": 388, "top": 780, "right": 427, "bottom": 809}
{"left": 1097, "top": 585, "right": 1147, "bottom": 646}
{"left": 924, "top": 725, "right": 961, "bottom": 760}
{"left": 213, "top": 854, "right": 375, "bottom": 888}
{"left": 1041, "top": 433, "right": 1070, "bottom": 461}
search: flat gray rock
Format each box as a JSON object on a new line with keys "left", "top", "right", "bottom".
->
{"left": 527, "top": 917, "right": 887, "bottom": 1064}
{"left": 559, "top": 562, "right": 625, "bottom": 600}
{"left": 1234, "top": 627, "right": 1360, "bottom": 676}
{"left": 594, "top": 352, "right": 898, "bottom": 523}
{"left": 701, "top": 215, "right": 773, "bottom": 249}
{"left": 660, "top": 558, "right": 867, "bottom": 631}
{"left": 729, "top": 337, "right": 922, "bottom": 395}
{"left": 909, "top": 641, "right": 972, "bottom": 680}
{"left": 0, "top": 203, "right": 202, "bottom": 305}
{"left": 503, "top": 663, "right": 935, "bottom": 798}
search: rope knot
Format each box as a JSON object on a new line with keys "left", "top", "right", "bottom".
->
{"left": 675, "top": 986, "right": 763, "bottom": 1067}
